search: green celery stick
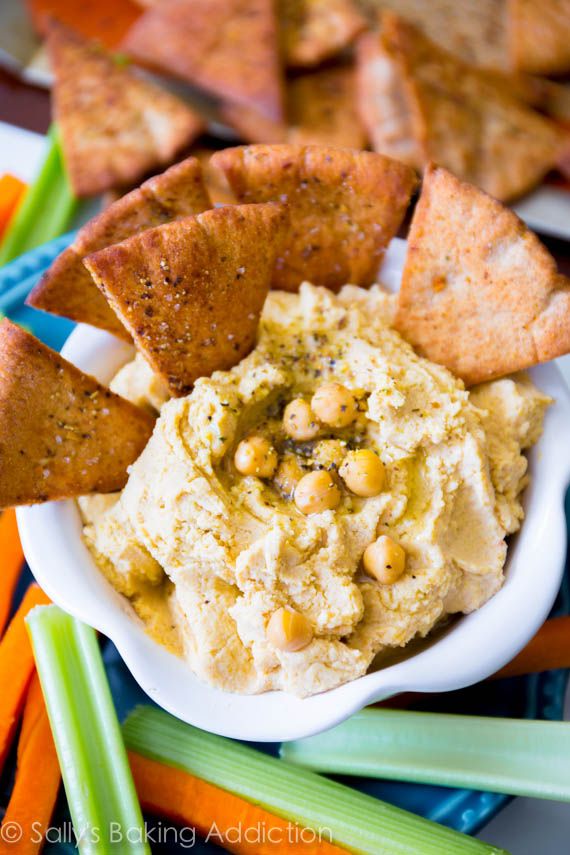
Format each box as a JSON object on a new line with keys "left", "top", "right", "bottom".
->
{"left": 280, "top": 707, "right": 570, "bottom": 802}
{"left": 0, "top": 125, "right": 77, "bottom": 265}
{"left": 123, "top": 705, "right": 508, "bottom": 855}
{"left": 26, "top": 606, "right": 149, "bottom": 855}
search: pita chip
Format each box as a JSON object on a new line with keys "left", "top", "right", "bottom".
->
{"left": 122, "top": 0, "right": 284, "bottom": 123}
{"left": 84, "top": 204, "right": 288, "bottom": 396}
{"left": 357, "top": 12, "right": 570, "bottom": 201}
{"left": 211, "top": 144, "right": 417, "bottom": 293}
{"left": 0, "top": 320, "right": 155, "bottom": 507}
{"left": 46, "top": 19, "right": 204, "bottom": 197}
{"left": 395, "top": 165, "right": 570, "bottom": 386}
{"left": 509, "top": 0, "right": 570, "bottom": 75}
{"left": 359, "top": 0, "right": 510, "bottom": 70}
{"left": 27, "top": 157, "right": 212, "bottom": 340}
{"left": 279, "top": 0, "right": 366, "bottom": 67}
{"left": 286, "top": 65, "right": 368, "bottom": 149}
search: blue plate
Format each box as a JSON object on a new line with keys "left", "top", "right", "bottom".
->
{"left": 1, "top": 241, "right": 569, "bottom": 849}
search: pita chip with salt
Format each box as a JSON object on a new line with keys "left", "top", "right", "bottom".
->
{"left": 395, "top": 165, "right": 570, "bottom": 386}
{"left": 279, "top": 0, "right": 366, "bottom": 67}
{"left": 46, "top": 20, "right": 204, "bottom": 197}
{"left": 27, "top": 157, "right": 212, "bottom": 339}
{"left": 0, "top": 320, "right": 155, "bottom": 507}
{"left": 84, "top": 204, "right": 288, "bottom": 396}
{"left": 122, "top": 0, "right": 284, "bottom": 123}
{"left": 357, "top": 12, "right": 570, "bottom": 201}
{"left": 212, "top": 144, "right": 417, "bottom": 292}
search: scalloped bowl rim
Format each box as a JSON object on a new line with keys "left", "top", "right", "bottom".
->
{"left": 17, "top": 239, "right": 570, "bottom": 741}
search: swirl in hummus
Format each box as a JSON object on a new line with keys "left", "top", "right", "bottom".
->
{"left": 79, "top": 283, "right": 550, "bottom": 697}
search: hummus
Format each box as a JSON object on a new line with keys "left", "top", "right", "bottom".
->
{"left": 79, "top": 283, "right": 550, "bottom": 697}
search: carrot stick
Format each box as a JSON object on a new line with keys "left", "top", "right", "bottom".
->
{"left": 26, "top": 0, "right": 142, "bottom": 49}
{"left": 0, "top": 673, "right": 60, "bottom": 855}
{"left": 128, "top": 751, "right": 349, "bottom": 854}
{"left": 492, "top": 615, "right": 570, "bottom": 680}
{"left": 0, "top": 175, "right": 26, "bottom": 239}
{"left": 0, "top": 509, "right": 26, "bottom": 636}
{"left": 0, "top": 585, "right": 51, "bottom": 773}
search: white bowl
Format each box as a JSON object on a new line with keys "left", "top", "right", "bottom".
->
{"left": 18, "top": 239, "right": 570, "bottom": 742}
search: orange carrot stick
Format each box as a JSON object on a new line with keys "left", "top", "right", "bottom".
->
{"left": 492, "top": 615, "right": 570, "bottom": 680}
{"left": 0, "top": 509, "right": 25, "bottom": 637}
{"left": 26, "top": 0, "right": 142, "bottom": 49}
{"left": 128, "top": 751, "right": 349, "bottom": 854}
{"left": 0, "top": 673, "right": 61, "bottom": 855}
{"left": 0, "top": 175, "right": 26, "bottom": 238}
{"left": 0, "top": 585, "right": 51, "bottom": 773}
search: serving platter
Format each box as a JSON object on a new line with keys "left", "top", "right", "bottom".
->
{"left": 1, "top": 238, "right": 569, "bottom": 845}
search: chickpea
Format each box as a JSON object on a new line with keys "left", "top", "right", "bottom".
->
{"left": 267, "top": 606, "right": 313, "bottom": 652}
{"left": 363, "top": 535, "right": 406, "bottom": 584}
{"left": 311, "top": 382, "right": 357, "bottom": 428}
{"left": 274, "top": 456, "right": 304, "bottom": 498}
{"left": 294, "top": 470, "right": 341, "bottom": 515}
{"left": 234, "top": 436, "right": 278, "bottom": 478}
{"left": 339, "top": 449, "right": 385, "bottom": 497}
{"left": 283, "top": 397, "right": 320, "bottom": 441}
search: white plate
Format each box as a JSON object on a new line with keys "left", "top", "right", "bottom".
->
{"left": 18, "top": 239, "right": 570, "bottom": 742}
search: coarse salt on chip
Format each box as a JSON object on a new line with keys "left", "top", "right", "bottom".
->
{"left": 211, "top": 143, "right": 417, "bottom": 293}
{"left": 395, "top": 164, "right": 570, "bottom": 386}
{"left": 0, "top": 320, "right": 155, "bottom": 508}
{"left": 28, "top": 157, "right": 212, "bottom": 340}
{"left": 84, "top": 203, "right": 289, "bottom": 396}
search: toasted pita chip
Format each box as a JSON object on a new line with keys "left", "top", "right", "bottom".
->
{"left": 509, "top": 0, "right": 570, "bottom": 74}
{"left": 46, "top": 19, "right": 204, "bottom": 197}
{"left": 27, "top": 157, "right": 212, "bottom": 340}
{"left": 286, "top": 65, "right": 368, "bottom": 149}
{"left": 279, "top": 0, "right": 366, "bottom": 67}
{"left": 84, "top": 204, "right": 288, "bottom": 396}
{"left": 190, "top": 149, "right": 236, "bottom": 204}
{"left": 122, "top": 0, "right": 284, "bottom": 123}
{"left": 211, "top": 144, "right": 417, "bottom": 293}
{"left": 394, "top": 165, "right": 570, "bottom": 386}
{"left": 360, "top": 0, "right": 509, "bottom": 70}
{"left": 0, "top": 320, "right": 155, "bottom": 507}
{"left": 357, "top": 12, "right": 570, "bottom": 201}
{"left": 220, "top": 102, "right": 287, "bottom": 144}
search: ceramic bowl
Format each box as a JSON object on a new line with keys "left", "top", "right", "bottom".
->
{"left": 17, "top": 239, "right": 570, "bottom": 741}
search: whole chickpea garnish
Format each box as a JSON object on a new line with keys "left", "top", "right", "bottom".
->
{"left": 234, "top": 436, "right": 278, "bottom": 478}
{"left": 363, "top": 535, "right": 406, "bottom": 584}
{"left": 283, "top": 398, "right": 320, "bottom": 441}
{"left": 311, "top": 382, "right": 357, "bottom": 428}
{"left": 339, "top": 449, "right": 385, "bottom": 497}
{"left": 294, "top": 470, "right": 341, "bottom": 515}
{"left": 267, "top": 606, "right": 313, "bottom": 652}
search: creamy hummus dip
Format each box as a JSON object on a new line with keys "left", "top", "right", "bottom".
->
{"left": 79, "top": 284, "right": 550, "bottom": 697}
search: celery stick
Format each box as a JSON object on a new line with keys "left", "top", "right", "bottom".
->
{"left": 281, "top": 707, "right": 570, "bottom": 802}
{"left": 26, "top": 606, "right": 149, "bottom": 855}
{"left": 123, "top": 705, "right": 508, "bottom": 855}
{"left": 0, "top": 125, "right": 77, "bottom": 266}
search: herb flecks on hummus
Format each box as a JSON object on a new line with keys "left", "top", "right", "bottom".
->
{"left": 80, "top": 284, "right": 549, "bottom": 697}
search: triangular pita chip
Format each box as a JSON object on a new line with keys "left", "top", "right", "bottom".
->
{"left": 509, "top": 0, "right": 570, "bottom": 75}
{"left": 356, "top": 12, "right": 570, "bottom": 201}
{"left": 84, "top": 203, "right": 288, "bottom": 396}
{"left": 359, "top": 0, "right": 509, "bottom": 70}
{"left": 286, "top": 65, "right": 368, "bottom": 149}
{"left": 211, "top": 144, "right": 417, "bottom": 293}
{"left": 122, "top": 0, "right": 284, "bottom": 123}
{"left": 395, "top": 165, "right": 570, "bottom": 386}
{"left": 0, "top": 320, "right": 155, "bottom": 507}
{"left": 27, "top": 157, "right": 212, "bottom": 340}
{"left": 47, "top": 19, "right": 204, "bottom": 197}
{"left": 220, "top": 102, "right": 287, "bottom": 144}
{"left": 279, "top": 0, "right": 366, "bottom": 67}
